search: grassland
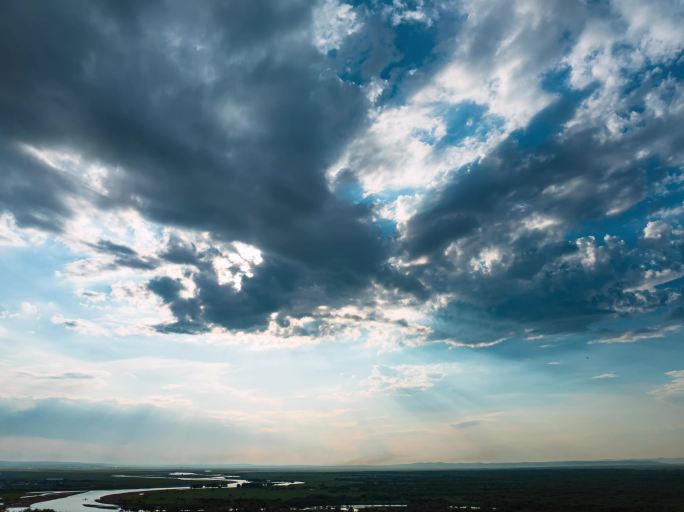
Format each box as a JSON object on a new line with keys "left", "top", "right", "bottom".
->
{"left": 2, "top": 466, "right": 684, "bottom": 512}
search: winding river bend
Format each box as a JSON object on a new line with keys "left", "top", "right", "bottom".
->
{"left": 9, "top": 480, "right": 250, "bottom": 512}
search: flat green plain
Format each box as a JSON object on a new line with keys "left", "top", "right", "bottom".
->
{"left": 2, "top": 466, "right": 684, "bottom": 512}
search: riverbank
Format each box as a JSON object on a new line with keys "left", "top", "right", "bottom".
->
{"left": 1, "top": 491, "right": 81, "bottom": 509}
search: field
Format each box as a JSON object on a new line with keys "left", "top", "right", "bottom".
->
{"left": 2, "top": 466, "right": 684, "bottom": 512}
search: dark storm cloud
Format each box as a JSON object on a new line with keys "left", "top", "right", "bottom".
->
{"left": 91, "top": 240, "right": 158, "bottom": 270}
{"left": 0, "top": 141, "right": 78, "bottom": 233}
{"left": 149, "top": 239, "right": 408, "bottom": 333}
{"left": 406, "top": 88, "right": 598, "bottom": 258}
{"left": 0, "top": 0, "right": 395, "bottom": 330}
{"left": 404, "top": 79, "right": 684, "bottom": 337}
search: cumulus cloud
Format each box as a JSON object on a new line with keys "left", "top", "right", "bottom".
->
{"left": 313, "top": 0, "right": 362, "bottom": 53}
{"left": 363, "top": 363, "right": 456, "bottom": 394}
{"left": 19, "top": 302, "right": 38, "bottom": 317}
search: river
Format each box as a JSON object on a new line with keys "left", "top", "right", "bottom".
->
{"left": 7, "top": 480, "right": 250, "bottom": 512}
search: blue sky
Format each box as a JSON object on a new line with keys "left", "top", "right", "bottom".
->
{"left": 0, "top": 0, "right": 683, "bottom": 464}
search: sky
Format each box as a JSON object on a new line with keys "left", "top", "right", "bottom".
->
{"left": 1, "top": 0, "right": 683, "bottom": 465}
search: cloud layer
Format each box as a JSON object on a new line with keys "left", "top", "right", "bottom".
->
{"left": 2, "top": 0, "right": 683, "bottom": 342}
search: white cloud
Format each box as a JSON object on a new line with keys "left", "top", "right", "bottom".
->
{"left": 212, "top": 241, "right": 263, "bottom": 291}
{"left": 50, "top": 314, "right": 110, "bottom": 337}
{"left": 363, "top": 363, "right": 457, "bottom": 394}
{"left": 590, "top": 325, "right": 681, "bottom": 344}
{"left": 451, "top": 411, "right": 504, "bottom": 430}
{"left": 312, "top": 0, "right": 361, "bottom": 53}
{"left": 625, "top": 268, "right": 684, "bottom": 293}
{"left": 21, "top": 144, "right": 112, "bottom": 195}
{"left": 0, "top": 213, "right": 47, "bottom": 247}
{"left": 419, "top": 0, "right": 590, "bottom": 127}
{"left": 443, "top": 337, "right": 507, "bottom": 349}
{"left": 643, "top": 220, "right": 671, "bottom": 239}
{"left": 327, "top": 0, "right": 592, "bottom": 197}
{"left": 653, "top": 201, "right": 684, "bottom": 219}
{"left": 330, "top": 102, "right": 499, "bottom": 195}
{"left": 469, "top": 247, "right": 503, "bottom": 274}
{"left": 12, "top": 203, "right": 264, "bottom": 338}
{"left": 327, "top": 0, "right": 684, "bottom": 208}
{"left": 522, "top": 215, "right": 561, "bottom": 232}
{"left": 0, "top": 213, "right": 27, "bottom": 247}
{"left": 592, "top": 372, "right": 618, "bottom": 380}
{"left": 0, "top": 301, "right": 42, "bottom": 320}
{"left": 614, "top": 0, "right": 684, "bottom": 62}
{"left": 575, "top": 236, "right": 598, "bottom": 269}
{"left": 19, "top": 302, "right": 38, "bottom": 317}
{"left": 650, "top": 369, "right": 684, "bottom": 402}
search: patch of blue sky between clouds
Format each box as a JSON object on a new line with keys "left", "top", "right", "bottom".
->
{"left": 410, "top": 101, "right": 505, "bottom": 149}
